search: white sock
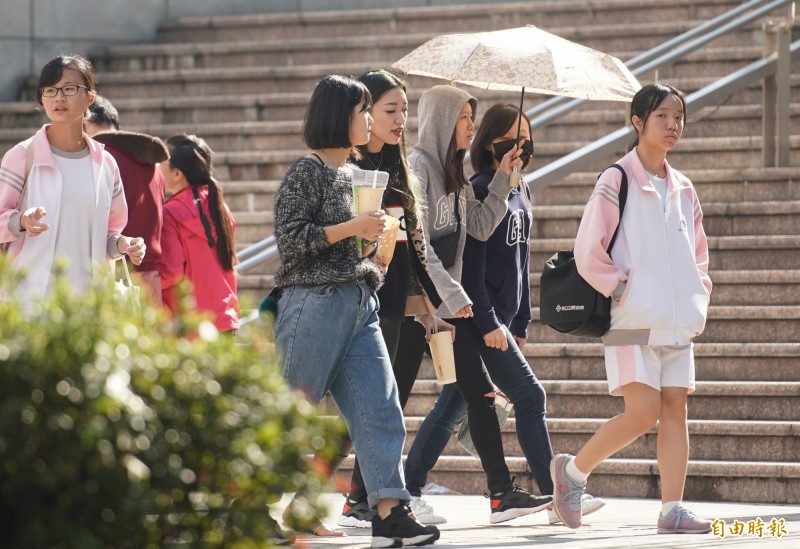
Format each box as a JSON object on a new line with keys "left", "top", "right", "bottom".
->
{"left": 661, "top": 501, "right": 681, "bottom": 515}
{"left": 565, "top": 457, "right": 590, "bottom": 483}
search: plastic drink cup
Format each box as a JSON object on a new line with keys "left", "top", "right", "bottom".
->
{"left": 429, "top": 331, "right": 457, "bottom": 384}
{"left": 357, "top": 186, "right": 386, "bottom": 214}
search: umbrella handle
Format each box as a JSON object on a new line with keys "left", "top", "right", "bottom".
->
{"left": 509, "top": 167, "right": 521, "bottom": 188}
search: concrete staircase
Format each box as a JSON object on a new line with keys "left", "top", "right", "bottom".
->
{"left": 1, "top": 0, "right": 797, "bottom": 504}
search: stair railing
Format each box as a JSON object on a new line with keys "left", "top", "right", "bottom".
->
{"left": 528, "top": 0, "right": 795, "bottom": 131}
{"left": 525, "top": 36, "right": 799, "bottom": 192}
{"left": 234, "top": 0, "right": 796, "bottom": 273}
{"left": 526, "top": 0, "right": 786, "bottom": 125}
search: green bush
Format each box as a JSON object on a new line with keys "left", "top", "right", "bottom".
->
{"left": 0, "top": 257, "right": 345, "bottom": 548}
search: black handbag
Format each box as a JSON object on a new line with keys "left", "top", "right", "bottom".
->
{"left": 539, "top": 164, "right": 628, "bottom": 337}
{"left": 429, "top": 191, "right": 461, "bottom": 269}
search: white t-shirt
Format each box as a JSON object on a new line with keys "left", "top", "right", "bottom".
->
{"left": 51, "top": 146, "right": 95, "bottom": 293}
{"left": 647, "top": 170, "right": 668, "bottom": 213}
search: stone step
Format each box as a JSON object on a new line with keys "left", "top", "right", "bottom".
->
{"left": 530, "top": 200, "right": 800, "bottom": 239}
{"left": 102, "top": 134, "right": 794, "bottom": 184}
{"left": 8, "top": 100, "right": 799, "bottom": 157}
{"left": 154, "top": 0, "right": 745, "bottom": 44}
{"left": 22, "top": 48, "right": 798, "bottom": 102}
{"left": 401, "top": 417, "right": 800, "bottom": 463}
{"left": 536, "top": 167, "right": 800, "bottom": 205}
{"left": 100, "top": 21, "right": 762, "bottom": 73}
{"left": 533, "top": 235, "right": 800, "bottom": 271}
{"left": 482, "top": 342, "right": 800, "bottom": 382}
{"left": 526, "top": 305, "right": 800, "bottom": 344}
{"left": 531, "top": 269, "right": 800, "bottom": 307}
{"left": 239, "top": 269, "right": 800, "bottom": 311}
{"left": 336, "top": 456, "right": 800, "bottom": 503}
{"left": 396, "top": 379, "right": 800, "bottom": 421}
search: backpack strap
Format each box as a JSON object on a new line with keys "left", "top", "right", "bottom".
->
{"left": 603, "top": 163, "right": 628, "bottom": 254}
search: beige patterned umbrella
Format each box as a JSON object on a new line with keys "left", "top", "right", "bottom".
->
{"left": 391, "top": 25, "right": 640, "bottom": 102}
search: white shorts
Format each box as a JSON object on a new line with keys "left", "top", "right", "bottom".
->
{"left": 603, "top": 343, "right": 695, "bottom": 396}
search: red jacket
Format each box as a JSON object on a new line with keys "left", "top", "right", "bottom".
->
{"left": 159, "top": 185, "right": 239, "bottom": 332}
{"left": 92, "top": 131, "right": 167, "bottom": 272}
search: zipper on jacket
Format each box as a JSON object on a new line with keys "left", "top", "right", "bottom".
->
{"left": 663, "top": 201, "right": 679, "bottom": 344}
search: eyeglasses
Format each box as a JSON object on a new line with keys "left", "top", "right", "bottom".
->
{"left": 40, "top": 85, "right": 90, "bottom": 98}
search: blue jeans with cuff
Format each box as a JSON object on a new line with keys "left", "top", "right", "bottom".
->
{"left": 274, "top": 281, "right": 410, "bottom": 509}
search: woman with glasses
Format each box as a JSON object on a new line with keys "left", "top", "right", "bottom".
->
{"left": 0, "top": 55, "right": 144, "bottom": 301}
{"left": 157, "top": 134, "right": 239, "bottom": 334}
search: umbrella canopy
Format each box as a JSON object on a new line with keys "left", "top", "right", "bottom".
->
{"left": 391, "top": 25, "right": 640, "bottom": 102}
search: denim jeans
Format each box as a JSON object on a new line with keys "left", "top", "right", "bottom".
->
{"left": 348, "top": 316, "right": 427, "bottom": 503}
{"left": 274, "top": 281, "right": 410, "bottom": 508}
{"left": 405, "top": 323, "right": 555, "bottom": 496}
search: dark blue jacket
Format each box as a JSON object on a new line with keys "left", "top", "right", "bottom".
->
{"left": 462, "top": 167, "right": 532, "bottom": 338}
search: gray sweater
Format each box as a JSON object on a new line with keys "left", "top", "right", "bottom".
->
{"left": 273, "top": 157, "right": 382, "bottom": 290}
{"left": 409, "top": 85, "right": 512, "bottom": 319}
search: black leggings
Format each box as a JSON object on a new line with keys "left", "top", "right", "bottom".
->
{"left": 448, "top": 317, "right": 513, "bottom": 495}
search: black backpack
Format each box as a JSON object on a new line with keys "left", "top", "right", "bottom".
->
{"left": 539, "top": 164, "right": 628, "bottom": 337}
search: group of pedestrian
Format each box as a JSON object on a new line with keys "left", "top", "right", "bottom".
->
{"left": 0, "top": 54, "right": 240, "bottom": 334}
{"left": 270, "top": 69, "right": 713, "bottom": 548}
{"left": 0, "top": 52, "right": 713, "bottom": 549}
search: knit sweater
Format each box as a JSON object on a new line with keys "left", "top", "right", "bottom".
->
{"left": 274, "top": 156, "right": 382, "bottom": 290}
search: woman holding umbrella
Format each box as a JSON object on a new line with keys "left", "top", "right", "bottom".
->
{"left": 404, "top": 103, "right": 605, "bottom": 524}
{"left": 407, "top": 84, "right": 552, "bottom": 523}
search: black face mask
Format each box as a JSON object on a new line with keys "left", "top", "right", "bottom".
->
{"left": 491, "top": 138, "right": 534, "bottom": 167}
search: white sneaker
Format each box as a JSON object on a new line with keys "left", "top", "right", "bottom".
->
{"left": 409, "top": 496, "right": 447, "bottom": 525}
{"left": 547, "top": 493, "right": 606, "bottom": 525}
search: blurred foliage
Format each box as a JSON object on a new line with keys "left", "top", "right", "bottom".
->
{"left": 0, "top": 256, "right": 345, "bottom": 548}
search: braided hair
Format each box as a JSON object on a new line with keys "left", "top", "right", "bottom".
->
{"left": 165, "top": 134, "right": 237, "bottom": 271}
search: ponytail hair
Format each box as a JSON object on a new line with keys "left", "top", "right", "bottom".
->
{"left": 165, "top": 134, "right": 237, "bottom": 271}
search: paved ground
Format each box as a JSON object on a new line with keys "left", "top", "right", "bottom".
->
{"left": 274, "top": 493, "right": 800, "bottom": 548}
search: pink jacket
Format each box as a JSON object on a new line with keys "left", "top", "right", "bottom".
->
{"left": 158, "top": 185, "right": 239, "bottom": 333}
{"left": 0, "top": 125, "right": 128, "bottom": 300}
{"left": 574, "top": 149, "right": 712, "bottom": 346}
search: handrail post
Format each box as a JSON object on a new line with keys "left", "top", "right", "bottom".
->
{"left": 775, "top": 2, "right": 794, "bottom": 166}
{"left": 762, "top": 3, "right": 793, "bottom": 167}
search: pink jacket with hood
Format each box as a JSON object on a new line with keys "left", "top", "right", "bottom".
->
{"left": 574, "top": 148, "right": 712, "bottom": 346}
{"left": 0, "top": 125, "right": 128, "bottom": 300}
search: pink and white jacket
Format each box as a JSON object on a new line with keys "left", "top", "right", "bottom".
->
{"left": 574, "top": 149, "right": 712, "bottom": 346}
{"left": 0, "top": 125, "right": 128, "bottom": 300}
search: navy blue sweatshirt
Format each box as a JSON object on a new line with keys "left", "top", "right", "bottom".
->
{"left": 462, "top": 167, "right": 532, "bottom": 339}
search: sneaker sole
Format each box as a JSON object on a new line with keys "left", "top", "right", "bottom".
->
{"left": 371, "top": 532, "right": 440, "bottom": 547}
{"left": 657, "top": 527, "right": 712, "bottom": 534}
{"left": 550, "top": 455, "right": 582, "bottom": 529}
{"left": 372, "top": 536, "right": 403, "bottom": 548}
{"left": 415, "top": 514, "right": 447, "bottom": 525}
{"left": 548, "top": 499, "right": 605, "bottom": 525}
{"left": 490, "top": 500, "right": 551, "bottom": 524}
{"left": 338, "top": 515, "right": 373, "bottom": 528}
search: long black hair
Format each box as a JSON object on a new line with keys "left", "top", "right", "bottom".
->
{"left": 629, "top": 82, "right": 686, "bottom": 151}
{"left": 165, "top": 134, "right": 237, "bottom": 271}
{"left": 355, "top": 69, "right": 422, "bottom": 231}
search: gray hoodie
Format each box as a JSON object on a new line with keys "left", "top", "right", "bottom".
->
{"left": 409, "top": 85, "right": 513, "bottom": 318}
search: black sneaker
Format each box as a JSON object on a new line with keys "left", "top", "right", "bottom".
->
{"left": 371, "top": 503, "right": 440, "bottom": 548}
{"left": 488, "top": 482, "right": 553, "bottom": 524}
{"left": 338, "top": 496, "right": 375, "bottom": 528}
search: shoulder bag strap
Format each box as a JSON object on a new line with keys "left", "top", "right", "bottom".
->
{"left": 13, "top": 143, "right": 34, "bottom": 212}
{"left": 604, "top": 163, "right": 628, "bottom": 254}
